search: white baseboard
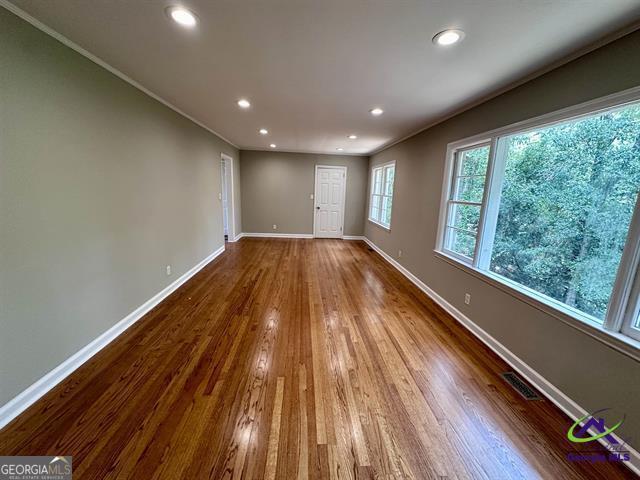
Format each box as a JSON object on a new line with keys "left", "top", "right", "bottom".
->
{"left": 240, "top": 232, "right": 314, "bottom": 239}
{"left": 238, "top": 233, "right": 365, "bottom": 241}
{"left": 231, "top": 233, "right": 244, "bottom": 241}
{"left": 0, "top": 245, "right": 226, "bottom": 430}
{"left": 362, "top": 237, "right": 640, "bottom": 476}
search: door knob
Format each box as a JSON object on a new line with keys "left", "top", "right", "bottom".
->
{"left": 316, "top": 206, "right": 320, "bottom": 210}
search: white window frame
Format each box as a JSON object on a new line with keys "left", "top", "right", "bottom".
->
{"left": 617, "top": 200, "right": 640, "bottom": 343}
{"left": 440, "top": 141, "right": 492, "bottom": 264}
{"left": 435, "top": 86, "right": 640, "bottom": 359}
{"left": 368, "top": 160, "right": 396, "bottom": 230}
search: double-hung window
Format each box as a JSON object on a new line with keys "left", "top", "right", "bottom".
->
{"left": 369, "top": 161, "right": 395, "bottom": 229}
{"left": 437, "top": 88, "right": 640, "bottom": 349}
{"left": 443, "top": 144, "right": 490, "bottom": 261}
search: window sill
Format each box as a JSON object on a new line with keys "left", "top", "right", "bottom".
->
{"left": 368, "top": 218, "right": 391, "bottom": 231}
{"left": 433, "top": 249, "right": 640, "bottom": 363}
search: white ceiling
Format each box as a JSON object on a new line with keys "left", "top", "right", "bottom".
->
{"left": 7, "top": 0, "right": 640, "bottom": 155}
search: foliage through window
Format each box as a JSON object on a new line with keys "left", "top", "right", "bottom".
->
{"left": 369, "top": 162, "right": 395, "bottom": 228}
{"left": 490, "top": 108, "right": 640, "bottom": 321}
{"left": 438, "top": 93, "right": 640, "bottom": 344}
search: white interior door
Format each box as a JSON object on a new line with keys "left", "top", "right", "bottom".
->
{"left": 314, "top": 166, "right": 346, "bottom": 238}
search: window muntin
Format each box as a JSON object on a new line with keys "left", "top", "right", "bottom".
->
{"left": 369, "top": 162, "right": 395, "bottom": 228}
{"left": 437, "top": 93, "right": 640, "bottom": 346}
{"left": 443, "top": 145, "right": 490, "bottom": 260}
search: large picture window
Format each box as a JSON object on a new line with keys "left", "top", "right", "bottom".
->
{"left": 369, "top": 161, "right": 395, "bottom": 229}
{"left": 437, "top": 89, "right": 640, "bottom": 347}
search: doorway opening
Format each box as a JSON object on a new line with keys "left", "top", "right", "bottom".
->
{"left": 221, "top": 153, "right": 235, "bottom": 242}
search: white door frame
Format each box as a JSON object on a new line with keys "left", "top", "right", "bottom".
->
{"left": 313, "top": 165, "right": 347, "bottom": 239}
{"left": 221, "top": 153, "right": 236, "bottom": 241}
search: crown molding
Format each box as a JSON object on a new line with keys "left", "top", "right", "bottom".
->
{"left": 369, "top": 20, "right": 640, "bottom": 156}
{"left": 0, "top": 0, "right": 239, "bottom": 149}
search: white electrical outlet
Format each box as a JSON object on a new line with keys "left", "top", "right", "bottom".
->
{"left": 166, "top": 265, "right": 171, "bottom": 276}
{"left": 273, "top": 224, "right": 277, "bottom": 230}
{"left": 464, "top": 293, "right": 471, "bottom": 305}
{"left": 398, "top": 249, "right": 402, "bottom": 258}
{"left": 309, "top": 194, "right": 314, "bottom": 199}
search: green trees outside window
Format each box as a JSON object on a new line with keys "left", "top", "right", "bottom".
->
{"left": 491, "top": 104, "right": 640, "bottom": 321}
{"left": 442, "top": 100, "right": 640, "bottom": 328}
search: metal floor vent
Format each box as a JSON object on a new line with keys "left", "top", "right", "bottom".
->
{"left": 501, "top": 372, "right": 542, "bottom": 401}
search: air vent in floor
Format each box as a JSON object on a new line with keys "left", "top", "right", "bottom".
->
{"left": 501, "top": 372, "right": 542, "bottom": 400}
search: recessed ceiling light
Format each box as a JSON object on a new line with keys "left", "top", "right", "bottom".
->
{"left": 370, "top": 108, "right": 384, "bottom": 116}
{"left": 166, "top": 6, "right": 198, "bottom": 28}
{"left": 237, "top": 99, "right": 251, "bottom": 109}
{"left": 432, "top": 29, "right": 465, "bottom": 46}
{"left": 259, "top": 128, "right": 268, "bottom": 135}
{"left": 336, "top": 148, "right": 344, "bottom": 151}
{"left": 269, "top": 143, "right": 276, "bottom": 148}
{"left": 348, "top": 134, "right": 357, "bottom": 139}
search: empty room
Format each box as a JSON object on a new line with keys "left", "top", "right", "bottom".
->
{"left": 1, "top": 0, "right": 640, "bottom": 478}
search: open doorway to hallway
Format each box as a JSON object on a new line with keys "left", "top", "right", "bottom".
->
{"left": 221, "top": 153, "right": 235, "bottom": 242}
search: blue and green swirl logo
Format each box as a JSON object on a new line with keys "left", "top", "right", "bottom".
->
{"left": 567, "top": 409, "right": 624, "bottom": 444}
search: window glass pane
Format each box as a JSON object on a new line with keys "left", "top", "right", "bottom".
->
{"left": 374, "top": 168, "right": 383, "bottom": 195}
{"left": 634, "top": 311, "right": 640, "bottom": 330}
{"left": 489, "top": 102, "right": 640, "bottom": 322}
{"left": 384, "top": 166, "right": 395, "bottom": 196}
{"left": 459, "top": 145, "right": 490, "bottom": 176}
{"left": 386, "top": 197, "right": 393, "bottom": 225}
{"left": 370, "top": 205, "right": 380, "bottom": 222}
{"left": 445, "top": 203, "right": 480, "bottom": 258}
{"left": 370, "top": 194, "right": 382, "bottom": 221}
{"left": 381, "top": 196, "right": 392, "bottom": 226}
{"left": 448, "top": 203, "right": 481, "bottom": 233}
{"left": 453, "top": 145, "right": 489, "bottom": 203}
{"left": 454, "top": 176, "right": 485, "bottom": 203}
{"left": 446, "top": 227, "right": 476, "bottom": 259}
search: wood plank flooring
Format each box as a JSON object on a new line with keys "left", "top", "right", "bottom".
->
{"left": 0, "top": 239, "right": 635, "bottom": 479}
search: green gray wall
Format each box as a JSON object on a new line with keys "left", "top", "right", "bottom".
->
{"left": 0, "top": 8, "right": 238, "bottom": 405}
{"left": 240, "top": 150, "right": 368, "bottom": 236}
{"left": 366, "top": 30, "right": 640, "bottom": 440}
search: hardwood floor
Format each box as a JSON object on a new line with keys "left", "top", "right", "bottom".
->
{"left": 0, "top": 239, "right": 634, "bottom": 479}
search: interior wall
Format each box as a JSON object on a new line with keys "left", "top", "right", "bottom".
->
{"left": 0, "top": 8, "right": 239, "bottom": 406}
{"left": 240, "top": 150, "right": 368, "bottom": 236}
{"left": 365, "top": 30, "right": 640, "bottom": 440}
